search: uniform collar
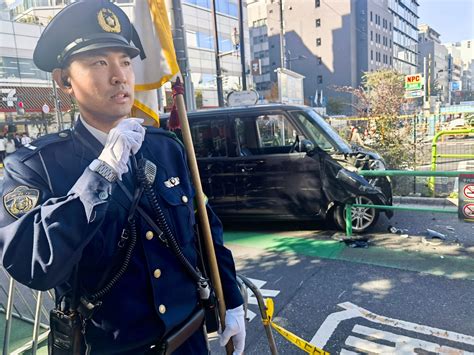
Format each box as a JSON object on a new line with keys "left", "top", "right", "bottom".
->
{"left": 79, "top": 116, "right": 108, "bottom": 146}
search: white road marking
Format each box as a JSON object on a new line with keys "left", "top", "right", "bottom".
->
{"left": 310, "top": 302, "right": 474, "bottom": 353}
{"left": 351, "top": 324, "right": 472, "bottom": 354}
{"left": 244, "top": 277, "right": 280, "bottom": 322}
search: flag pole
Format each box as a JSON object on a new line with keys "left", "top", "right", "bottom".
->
{"left": 172, "top": 80, "right": 234, "bottom": 354}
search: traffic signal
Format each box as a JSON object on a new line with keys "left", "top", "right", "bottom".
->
{"left": 16, "top": 101, "right": 25, "bottom": 115}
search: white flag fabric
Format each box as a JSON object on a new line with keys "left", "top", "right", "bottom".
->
{"left": 131, "top": 0, "right": 180, "bottom": 124}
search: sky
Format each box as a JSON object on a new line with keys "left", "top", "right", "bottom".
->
{"left": 417, "top": 0, "right": 474, "bottom": 43}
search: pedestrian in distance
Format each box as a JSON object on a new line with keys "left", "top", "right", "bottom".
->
{"left": 20, "top": 132, "right": 32, "bottom": 145}
{"left": 13, "top": 133, "right": 22, "bottom": 149}
{"left": 0, "top": 1, "right": 245, "bottom": 354}
{"left": 5, "top": 135, "right": 16, "bottom": 156}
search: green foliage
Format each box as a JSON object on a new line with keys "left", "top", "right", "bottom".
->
{"left": 335, "top": 69, "right": 412, "bottom": 169}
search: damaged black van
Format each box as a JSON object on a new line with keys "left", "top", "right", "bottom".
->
{"left": 161, "top": 104, "right": 392, "bottom": 233}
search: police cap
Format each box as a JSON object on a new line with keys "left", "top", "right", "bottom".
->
{"left": 33, "top": 0, "right": 141, "bottom": 72}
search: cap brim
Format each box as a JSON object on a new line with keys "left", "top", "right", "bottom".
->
{"left": 68, "top": 42, "right": 141, "bottom": 60}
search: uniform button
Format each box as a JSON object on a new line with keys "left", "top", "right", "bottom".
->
{"left": 159, "top": 304, "right": 166, "bottom": 314}
{"left": 181, "top": 195, "right": 188, "bottom": 203}
{"left": 153, "top": 269, "right": 162, "bottom": 278}
{"left": 146, "top": 231, "right": 154, "bottom": 240}
{"left": 99, "top": 191, "right": 108, "bottom": 200}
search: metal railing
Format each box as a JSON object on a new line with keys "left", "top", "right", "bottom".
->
{"left": 429, "top": 128, "right": 474, "bottom": 195}
{"left": 345, "top": 170, "right": 472, "bottom": 237}
{"left": 1, "top": 267, "right": 53, "bottom": 355}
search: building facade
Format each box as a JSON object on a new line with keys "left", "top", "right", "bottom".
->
{"left": 2, "top": 0, "right": 251, "bottom": 113}
{"left": 417, "top": 24, "right": 449, "bottom": 104}
{"left": 247, "top": 0, "right": 403, "bottom": 114}
{"left": 387, "top": 0, "right": 419, "bottom": 75}
{"left": 444, "top": 40, "right": 474, "bottom": 102}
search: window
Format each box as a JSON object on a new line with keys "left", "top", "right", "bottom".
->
{"left": 370, "top": 31, "right": 373, "bottom": 41}
{"left": 370, "top": 50, "right": 373, "bottom": 60}
{"left": 234, "top": 115, "right": 299, "bottom": 155}
{"left": 316, "top": 38, "right": 322, "bottom": 46}
{"left": 370, "top": 11, "right": 373, "bottom": 22}
{"left": 317, "top": 56, "right": 322, "bottom": 65}
{"left": 196, "top": 32, "right": 214, "bottom": 49}
{"left": 317, "top": 75, "right": 323, "bottom": 84}
{"left": 191, "top": 118, "right": 227, "bottom": 158}
{"left": 315, "top": 0, "right": 320, "bottom": 7}
{"left": 315, "top": 18, "right": 321, "bottom": 27}
{"left": 256, "top": 114, "right": 298, "bottom": 150}
{"left": 0, "top": 57, "right": 47, "bottom": 80}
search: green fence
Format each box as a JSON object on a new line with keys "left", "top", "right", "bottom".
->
{"left": 429, "top": 128, "right": 474, "bottom": 196}
{"left": 345, "top": 170, "right": 473, "bottom": 237}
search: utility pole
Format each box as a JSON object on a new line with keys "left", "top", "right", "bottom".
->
{"left": 171, "top": 0, "right": 195, "bottom": 111}
{"left": 279, "top": 0, "right": 286, "bottom": 69}
{"left": 238, "top": 0, "right": 247, "bottom": 90}
{"left": 211, "top": 0, "right": 224, "bottom": 107}
{"left": 51, "top": 78, "right": 63, "bottom": 131}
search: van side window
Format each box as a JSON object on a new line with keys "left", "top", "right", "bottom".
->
{"left": 190, "top": 118, "right": 227, "bottom": 158}
{"left": 235, "top": 117, "right": 259, "bottom": 156}
{"left": 256, "top": 114, "right": 297, "bottom": 153}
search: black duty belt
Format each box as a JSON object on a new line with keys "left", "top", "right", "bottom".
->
{"left": 145, "top": 309, "right": 205, "bottom": 355}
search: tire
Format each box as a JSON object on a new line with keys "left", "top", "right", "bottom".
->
{"left": 333, "top": 196, "right": 379, "bottom": 233}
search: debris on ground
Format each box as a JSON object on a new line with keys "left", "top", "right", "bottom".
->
{"left": 342, "top": 238, "right": 369, "bottom": 248}
{"left": 388, "top": 226, "right": 409, "bottom": 235}
{"left": 426, "top": 229, "right": 447, "bottom": 240}
{"left": 400, "top": 234, "right": 409, "bottom": 238}
{"left": 446, "top": 226, "right": 455, "bottom": 232}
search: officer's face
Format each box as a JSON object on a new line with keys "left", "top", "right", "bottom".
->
{"left": 61, "top": 49, "right": 135, "bottom": 128}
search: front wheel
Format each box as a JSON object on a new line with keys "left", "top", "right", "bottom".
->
{"left": 333, "top": 196, "right": 379, "bottom": 233}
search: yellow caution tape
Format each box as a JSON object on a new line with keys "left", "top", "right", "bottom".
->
{"left": 263, "top": 298, "right": 329, "bottom": 355}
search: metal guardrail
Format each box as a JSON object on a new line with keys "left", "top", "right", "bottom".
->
{"left": 429, "top": 128, "right": 474, "bottom": 195}
{"left": 345, "top": 170, "right": 471, "bottom": 237}
{"left": 1, "top": 268, "right": 53, "bottom": 355}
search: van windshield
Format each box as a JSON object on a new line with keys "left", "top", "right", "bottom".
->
{"left": 290, "top": 109, "right": 351, "bottom": 153}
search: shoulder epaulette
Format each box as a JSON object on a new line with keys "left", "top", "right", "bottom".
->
{"left": 18, "top": 130, "right": 72, "bottom": 162}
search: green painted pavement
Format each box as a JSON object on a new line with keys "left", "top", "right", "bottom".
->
{"left": 224, "top": 231, "right": 474, "bottom": 281}
{"left": 0, "top": 315, "right": 48, "bottom": 354}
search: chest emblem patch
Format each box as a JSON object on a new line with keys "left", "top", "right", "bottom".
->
{"left": 164, "top": 177, "right": 180, "bottom": 188}
{"left": 4, "top": 186, "right": 40, "bottom": 219}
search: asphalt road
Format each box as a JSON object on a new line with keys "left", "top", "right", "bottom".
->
{"left": 206, "top": 223, "right": 474, "bottom": 354}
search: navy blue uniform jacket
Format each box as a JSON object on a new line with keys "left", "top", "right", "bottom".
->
{"left": 0, "top": 120, "right": 243, "bottom": 352}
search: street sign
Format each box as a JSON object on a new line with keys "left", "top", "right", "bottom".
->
{"left": 462, "top": 204, "right": 474, "bottom": 219}
{"left": 459, "top": 174, "right": 474, "bottom": 222}
{"left": 251, "top": 59, "right": 261, "bottom": 76}
{"left": 404, "top": 90, "right": 424, "bottom": 99}
{"left": 227, "top": 90, "right": 259, "bottom": 106}
{"left": 450, "top": 81, "right": 462, "bottom": 91}
{"left": 42, "top": 104, "right": 50, "bottom": 114}
{"left": 404, "top": 73, "right": 423, "bottom": 91}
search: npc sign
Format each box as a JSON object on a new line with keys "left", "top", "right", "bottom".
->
{"left": 459, "top": 174, "right": 474, "bottom": 222}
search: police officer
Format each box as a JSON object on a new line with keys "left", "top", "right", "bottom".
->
{"left": 0, "top": 1, "right": 245, "bottom": 353}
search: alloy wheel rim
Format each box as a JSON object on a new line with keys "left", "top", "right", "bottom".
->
{"left": 349, "top": 196, "right": 376, "bottom": 232}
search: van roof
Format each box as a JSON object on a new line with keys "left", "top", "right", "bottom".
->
{"left": 160, "top": 103, "right": 309, "bottom": 119}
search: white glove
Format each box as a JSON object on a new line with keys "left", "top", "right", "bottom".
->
{"left": 219, "top": 305, "right": 246, "bottom": 355}
{"left": 98, "top": 118, "right": 146, "bottom": 180}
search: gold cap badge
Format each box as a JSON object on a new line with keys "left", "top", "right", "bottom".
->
{"left": 97, "top": 8, "right": 121, "bottom": 33}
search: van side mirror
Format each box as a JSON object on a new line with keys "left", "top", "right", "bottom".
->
{"left": 301, "top": 139, "right": 315, "bottom": 155}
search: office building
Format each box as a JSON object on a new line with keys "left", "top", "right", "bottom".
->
{"left": 417, "top": 24, "right": 449, "bottom": 104}
{"left": 2, "top": 0, "right": 251, "bottom": 114}
{"left": 248, "top": 0, "right": 402, "bottom": 114}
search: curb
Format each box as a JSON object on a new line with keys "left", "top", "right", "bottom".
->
{"left": 392, "top": 195, "right": 457, "bottom": 207}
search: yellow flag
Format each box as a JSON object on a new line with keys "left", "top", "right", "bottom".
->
{"left": 131, "top": 0, "right": 180, "bottom": 125}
